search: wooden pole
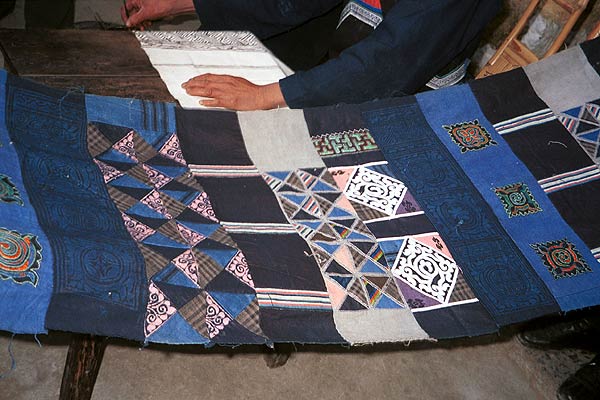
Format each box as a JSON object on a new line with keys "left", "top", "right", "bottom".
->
{"left": 59, "top": 334, "right": 108, "bottom": 400}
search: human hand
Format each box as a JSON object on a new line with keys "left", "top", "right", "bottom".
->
{"left": 121, "top": 0, "right": 195, "bottom": 29}
{"left": 181, "top": 74, "right": 287, "bottom": 111}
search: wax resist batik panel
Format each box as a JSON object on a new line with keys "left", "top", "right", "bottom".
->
{"left": 0, "top": 72, "right": 52, "bottom": 334}
{"left": 2, "top": 74, "right": 149, "bottom": 339}
{"left": 304, "top": 105, "right": 495, "bottom": 339}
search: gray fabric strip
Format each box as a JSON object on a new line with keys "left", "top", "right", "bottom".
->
{"left": 333, "top": 309, "right": 429, "bottom": 343}
{"left": 237, "top": 109, "right": 325, "bottom": 171}
{"left": 524, "top": 46, "right": 600, "bottom": 113}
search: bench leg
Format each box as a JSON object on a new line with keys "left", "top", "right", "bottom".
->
{"left": 59, "top": 334, "right": 108, "bottom": 400}
{"left": 263, "top": 343, "right": 293, "bottom": 368}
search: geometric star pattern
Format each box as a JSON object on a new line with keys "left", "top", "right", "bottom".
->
{"left": 263, "top": 167, "right": 406, "bottom": 310}
{"left": 558, "top": 101, "right": 600, "bottom": 165}
{"left": 87, "top": 122, "right": 265, "bottom": 342}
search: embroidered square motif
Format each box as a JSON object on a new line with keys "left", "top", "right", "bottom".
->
{"left": 0, "top": 228, "right": 42, "bottom": 286}
{"left": 443, "top": 119, "right": 497, "bottom": 153}
{"left": 494, "top": 182, "right": 542, "bottom": 217}
{"left": 531, "top": 239, "right": 592, "bottom": 280}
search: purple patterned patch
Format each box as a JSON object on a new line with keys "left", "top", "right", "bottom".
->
{"left": 176, "top": 222, "right": 205, "bottom": 246}
{"left": 142, "top": 164, "right": 171, "bottom": 189}
{"left": 141, "top": 190, "right": 172, "bottom": 219}
{"left": 113, "top": 130, "right": 138, "bottom": 161}
{"left": 172, "top": 249, "right": 199, "bottom": 284}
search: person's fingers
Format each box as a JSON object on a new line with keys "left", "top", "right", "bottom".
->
{"left": 200, "top": 98, "right": 224, "bottom": 107}
{"left": 183, "top": 80, "right": 236, "bottom": 94}
{"left": 124, "top": 0, "right": 148, "bottom": 27}
{"left": 137, "top": 20, "right": 152, "bottom": 31}
{"left": 186, "top": 86, "right": 215, "bottom": 97}
{"left": 126, "top": 11, "right": 146, "bottom": 28}
{"left": 183, "top": 74, "right": 209, "bottom": 85}
{"left": 182, "top": 81, "right": 235, "bottom": 95}
{"left": 125, "top": 0, "right": 140, "bottom": 13}
{"left": 120, "top": 6, "right": 128, "bottom": 23}
{"left": 182, "top": 74, "right": 238, "bottom": 87}
{"left": 182, "top": 76, "right": 213, "bottom": 88}
{"left": 183, "top": 83, "right": 227, "bottom": 94}
{"left": 185, "top": 84, "right": 233, "bottom": 98}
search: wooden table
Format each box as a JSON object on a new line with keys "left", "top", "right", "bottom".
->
{"left": 0, "top": 28, "right": 176, "bottom": 400}
{"left": 0, "top": 29, "right": 174, "bottom": 101}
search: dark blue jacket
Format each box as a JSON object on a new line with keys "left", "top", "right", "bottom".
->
{"left": 193, "top": 0, "right": 501, "bottom": 108}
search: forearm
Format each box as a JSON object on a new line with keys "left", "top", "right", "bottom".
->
{"left": 169, "top": 0, "right": 196, "bottom": 15}
{"left": 259, "top": 82, "right": 287, "bottom": 109}
{"left": 279, "top": 0, "right": 501, "bottom": 108}
{"left": 193, "top": 0, "right": 341, "bottom": 39}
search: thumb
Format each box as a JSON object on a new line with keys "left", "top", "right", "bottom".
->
{"left": 126, "top": 7, "right": 148, "bottom": 27}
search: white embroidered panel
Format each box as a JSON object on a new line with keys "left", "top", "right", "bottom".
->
{"left": 391, "top": 238, "right": 458, "bottom": 304}
{"left": 344, "top": 166, "right": 407, "bottom": 215}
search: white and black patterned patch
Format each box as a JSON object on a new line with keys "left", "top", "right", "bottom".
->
{"left": 391, "top": 238, "right": 458, "bottom": 303}
{"left": 344, "top": 167, "right": 406, "bottom": 215}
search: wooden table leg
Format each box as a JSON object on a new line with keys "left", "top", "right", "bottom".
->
{"left": 59, "top": 334, "right": 108, "bottom": 400}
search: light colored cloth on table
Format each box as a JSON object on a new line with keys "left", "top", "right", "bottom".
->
{"left": 136, "top": 31, "right": 291, "bottom": 109}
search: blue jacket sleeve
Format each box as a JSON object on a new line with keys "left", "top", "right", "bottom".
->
{"left": 279, "top": 0, "right": 501, "bottom": 108}
{"left": 193, "top": 0, "right": 342, "bottom": 39}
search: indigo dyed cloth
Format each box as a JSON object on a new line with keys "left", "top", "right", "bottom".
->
{"left": 1, "top": 39, "right": 600, "bottom": 345}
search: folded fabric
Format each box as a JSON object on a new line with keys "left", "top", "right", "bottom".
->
{"left": 135, "top": 31, "right": 291, "bottom": 109}
{"left": 0, "top": 38, "right": 599, "bottom": 346}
